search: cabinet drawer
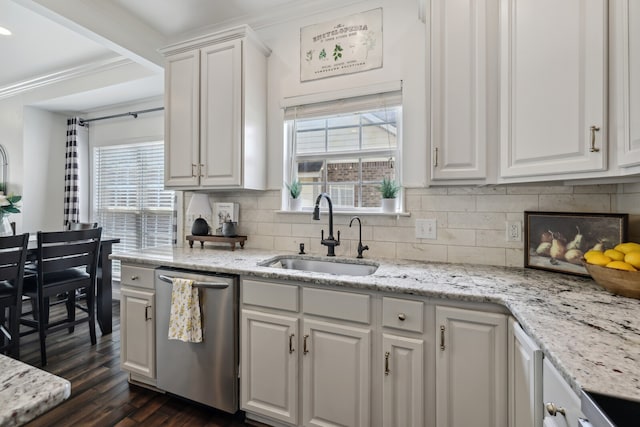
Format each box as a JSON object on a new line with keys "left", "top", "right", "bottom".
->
{"left": 242, "top": 279, "right": 299, "bottom": 312}
{"left": 302, "top": 287, "right": 370, "bottom": 324}
{"left": 121, "top": 264, "right": 155, "bottom": 289}
{"left": 382, "top": 297, "right": 424, "bottom": 333}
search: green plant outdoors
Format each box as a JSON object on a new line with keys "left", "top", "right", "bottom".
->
{"left": 286, "top": 180, "right": 302, "bottom": 199}
{"left": 379, "top": 177, "right": 400, "bottom": 199}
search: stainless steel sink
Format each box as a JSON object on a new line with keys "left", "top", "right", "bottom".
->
{"left": 260, "top": 256, "right": 378, "bottom": 276}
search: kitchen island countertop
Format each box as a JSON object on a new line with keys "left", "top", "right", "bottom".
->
{"left": 0, "top": 354, "right": 71, "bottom": 427}
{"left": 112, "top": 246, "right": 640, "bottom": 403}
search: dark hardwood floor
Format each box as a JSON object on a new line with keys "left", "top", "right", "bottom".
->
{"left": 17, "top": 301, "right": 253, "bottom": 427}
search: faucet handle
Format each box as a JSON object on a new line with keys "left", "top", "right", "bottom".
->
{"left": 337, "top": 230, "right": 340, "bottom": 242}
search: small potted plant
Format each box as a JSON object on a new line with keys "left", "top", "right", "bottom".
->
{"left": 286, "top": 180, "right": 302, "bottom": 211}
{"left": 379, "top": 177, "right": 399, "bottom": 213}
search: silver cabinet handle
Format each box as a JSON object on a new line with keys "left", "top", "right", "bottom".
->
{"left": 398, "top": 313, "right": 406, "bottom": 321}
{"left": 158, "top": 274, "right": 229, "bottom": 289}
{"left": 433, "top": 147, "right": 439, "bottom": 167}
{"left": 289, "top": 334, "right": 295, "bottom": 354}
{"left": 131, "top": 275, "right": 139, "bottom": 281}
{"left": 144, "top": 305, "right": 152, "bottom": 321}
{"left": 200, "top": 163, "right": 205, "bottom": 178}
{"left": 384, "top": 351, "right": 390, "bottom": 376}
{"left": 545, "top": 402, "right": 566, "bottom": 417}
{"left": 303, "top": 334, "right": 309, "bottom": 355}
{"left": 191, "top": 163, "right": 198, "bottom": 177}
{"left": 440, "top": 325, "right": 445, "bottom": 350}
{"left": 590, "top": 125, "right": 600, "bottom": 152}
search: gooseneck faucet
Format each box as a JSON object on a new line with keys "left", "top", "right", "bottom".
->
{"left": 313, "top": 193, "right": 340, "bottom": 256}
{"left": 349, "top": 216, "right": 369, "bottom": 258}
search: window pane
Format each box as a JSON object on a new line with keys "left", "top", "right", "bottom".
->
{"left": 362, "top": 183, "right": 383, "bottom": 208}
{"left": 297, "top": 129, "right": 325, "bottom": 153}
{"left": 362, "top": 157, "right": 395, "bottom": 184}
{"left": 362, "top": 123, "right": 397, "bottom": 150}
{"left": 93, "top": 142, "right": 174, "bottom": 279}
{"left": 288, "top": 96, "right": 401, "bottom": 211}
{"left": 328, "top": 127, "right": 359, "bottom": 151}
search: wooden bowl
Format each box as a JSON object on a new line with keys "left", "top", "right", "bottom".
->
{"left": 583, "top": 262, "right": 640, "bottom": 299}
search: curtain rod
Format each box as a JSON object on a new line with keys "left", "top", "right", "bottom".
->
{"left": 79, "top": 107, "right": 164, "bottom": 125}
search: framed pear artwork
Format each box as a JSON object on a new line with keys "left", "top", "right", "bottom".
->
{"left": 524, "top": 211, "right": 628, "bottom": 276}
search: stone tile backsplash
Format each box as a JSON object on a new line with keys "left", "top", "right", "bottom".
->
{"left": 184, "top": 183, "right": 640, "bottom": 268}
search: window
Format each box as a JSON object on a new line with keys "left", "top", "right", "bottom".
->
{"left": 284, "top": 89, "right": 402, "bottom": 211}
{"left": 93, "top": 141, "right": 174, "bottom": 278}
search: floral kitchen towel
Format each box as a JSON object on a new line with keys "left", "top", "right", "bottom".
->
{"left": 168, "top": 278, "right": 203, "bottom": 342}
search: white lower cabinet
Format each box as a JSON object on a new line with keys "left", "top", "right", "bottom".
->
{"left": 542, "top": 358, "right": 585, "bottom": 427}
{"left": 302, "top": 319, "right": 371, "bottom": 427}
{"left": 240, "top": 278, "right": 515, "bottom": 427}
{"left": 241, "top": 310, "right": 298, "bottom": 425}
{"left": 120, "top": 264, "right": 156, "bottom": 385}
{"left": 509, "top": 318, "right": 543, "bottom": 427}
{"left": 382, "top": 334, "right": 424, "bottom": 427}
{"left": 435, "top": 305, "right": 508, "bottom": 427}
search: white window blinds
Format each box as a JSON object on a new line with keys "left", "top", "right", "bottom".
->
{"left": 93, "top": 141, "right": 174, "bottom": 277}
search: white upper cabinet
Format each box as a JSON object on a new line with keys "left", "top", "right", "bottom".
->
{"left": 161, "top": 26, "right": 269, "bottom": 190}
{"left": 430, "top": 0, "right": 498, "bottom": 181}
{"left": 613, "top": 0, "right": 640, "bottom": 169}
{"left": 499, "top": 0, "right": 608, "bottom": 179}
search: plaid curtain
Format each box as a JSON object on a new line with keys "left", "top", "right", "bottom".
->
{"left": 63, "top": 117, "right": 81, "bottom": 227}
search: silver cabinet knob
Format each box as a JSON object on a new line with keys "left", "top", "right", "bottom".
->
{"left": 131, "top": 275, "right": 139, "bottom": 281}
{"left": 398, "top": 313, "right": 406, "bottom": 321}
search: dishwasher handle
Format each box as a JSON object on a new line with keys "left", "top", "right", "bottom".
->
{"left": 158, "top": 274, "right": 230, "bottom": 289}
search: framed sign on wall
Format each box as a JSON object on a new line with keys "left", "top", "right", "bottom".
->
{"left": 300, "top": 8, "right": 383, "bottom": 82}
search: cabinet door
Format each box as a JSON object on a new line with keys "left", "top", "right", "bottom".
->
{"left": 500, "top": 0, "right": 607, "bottom": 178}
{"left": 200, "top": 39, "right": 243, "bottom": 187}
{"left": 431, "top": 0, "right": 496, "bottom": 180}
{"left": 615, "top": 1, "right": 640, "bottom": 168}
{"left": 241, "top": 310, "right": 298, "bottom": 425}
{"left": 542, "top": 359, "right": 584, "bottom": 427}
{"left": 164, "top": 50, "right": 200, "bottom": 187}
{"left": 382, "top": 334, "right": 424, "bottom": 427}
{"left": 508, "top": 319, "right": 543, "bottom": 427}
{"left": 436, "top": 306, "right": 507, "bottom": 427}
{"left": 120, "top": 287, "right": 155, "bottom": 379}
{"left": 302, "top": 319, "right": 371, "bottom": 427}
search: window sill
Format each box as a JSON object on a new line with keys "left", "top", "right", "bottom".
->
{"left": 276, "top": 210, "right": 411, "bottom": 217}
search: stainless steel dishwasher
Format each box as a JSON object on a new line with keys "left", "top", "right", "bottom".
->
{"left": 155, "top": 268, "right": 238, "bottom": 413}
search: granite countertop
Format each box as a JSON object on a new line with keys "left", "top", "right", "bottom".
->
{"left": 112, "top": 246, "right": 640, "bottom": 403}
{"left": 0, "top": 355, "right": 71, "bottom": 427}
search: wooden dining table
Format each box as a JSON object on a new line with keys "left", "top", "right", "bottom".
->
{"left": 26, "top": 236, "right": 120, "bottom": 335}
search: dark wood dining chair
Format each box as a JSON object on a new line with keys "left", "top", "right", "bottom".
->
{"left": 20, "top": 228, "right": 102, "bottom": 366}
{"left": 0, "top": 233, "right": 29, "bottom": 359}
{"left": 67, "top": 222, "right": 98, "bottom": 230}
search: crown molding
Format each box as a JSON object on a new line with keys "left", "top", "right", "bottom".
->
{"left": 0, "top": 56, "right": 132, "bottom": 100}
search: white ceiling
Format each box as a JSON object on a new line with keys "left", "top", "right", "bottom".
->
{"left": 1, "top": 0, "right": 361, "bottom": 112}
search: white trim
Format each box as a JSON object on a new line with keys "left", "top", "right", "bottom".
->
{"left": 281, "top": 81, "right": 402, "bottom": 109}
{"left": 0, "top": 57, "right": 132, "bottom": 100}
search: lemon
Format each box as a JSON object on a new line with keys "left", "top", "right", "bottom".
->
{"left": 605, "top": 261, "right": 638, "bottom": 272}
{"left": 583, "top": 250, "right": 603, "bottom": 260}
{"left": 604, "top": 249, "right": 625, "bottom": 262}
{"left": 614, "top": 242, "right": 640, "bottom": 254}
{"left": 624, "top": 251, "right": 640, "bottom": 269}
{"left": 586, "top": 253, "right": 612, "bottom": 266}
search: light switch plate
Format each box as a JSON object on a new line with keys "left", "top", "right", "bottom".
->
{"left": 416, "top": 219, "right": 437, "bottom": 239}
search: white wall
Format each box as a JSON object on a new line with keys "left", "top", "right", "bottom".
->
{"left": 0, "top": 61, "right": 157, "bottom": 233}
{"left": 22, "top": 107, "right": 67, "bottom": 231}
{"left": 257, "top": 0, "right": 427, "bottom": 189}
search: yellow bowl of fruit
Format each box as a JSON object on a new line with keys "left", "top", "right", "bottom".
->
{"left": 583, "top": 242, "right": 640, "bottom": 299}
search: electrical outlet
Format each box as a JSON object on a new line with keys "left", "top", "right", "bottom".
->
{"left": 416, "top": 219, "right": 437, "bottom": 239}
{"left": 506, "top": 220, "right": 522, "bottom": 242}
